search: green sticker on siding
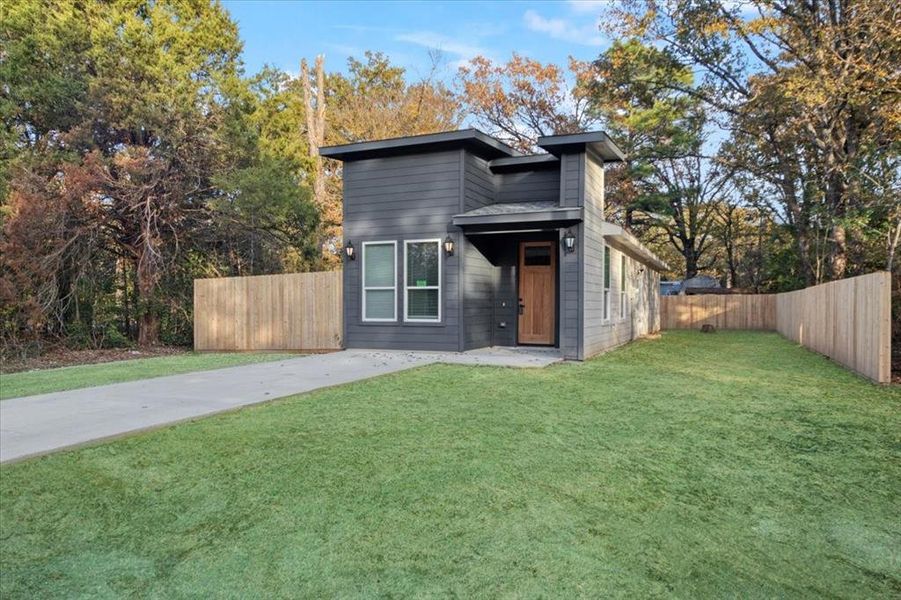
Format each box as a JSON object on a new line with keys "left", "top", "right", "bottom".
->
{"left": 416, "top": 279, "right": 428, "bottom": 287}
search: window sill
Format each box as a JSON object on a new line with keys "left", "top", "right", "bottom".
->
{"left": 403, "top": 320, "right": 445, "bottom": 327}
{"left": 356, "top": 320, "right": 445, "bottom": 328}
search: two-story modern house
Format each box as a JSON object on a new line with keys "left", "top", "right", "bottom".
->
{"left": 320, "top": 129, "right": 667, "bottom": 361}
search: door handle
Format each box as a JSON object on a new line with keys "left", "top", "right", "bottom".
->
{"left": 518, "top": 302, "right": 525, "bottom": 315}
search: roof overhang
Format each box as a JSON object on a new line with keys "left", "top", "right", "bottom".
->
{"left": 453, "top": 201, "right": 582, "bottom": 229}
{"left": 320, "top": 129, "right": 518, "bottom": 161}
{"left": 537, "top": 131, "right": 625, "bottom": 162}
{"left": 601, "top": 222, "right": 670, "bottom": 272}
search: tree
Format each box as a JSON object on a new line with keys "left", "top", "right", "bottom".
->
{"left": 299, "top": 51, "right": 462, "bottom": 266}
{"left": 1, "top": 0, "right": 244, "bottom": 346}
{"left": 584, "top": 40, "right": 735, "bottom": 280}
{"left": 300, "top": 55, "right": 331, "bottom": 263}
{"left": 457, "top": 54, "right": 597, "bottom": 152}
{"left": 605, "top": 0, "right": 901, "bottom": 284}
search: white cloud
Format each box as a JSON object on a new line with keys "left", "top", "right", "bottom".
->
{"left": 566, "top": 0, "right": 608, "bottom": 14}
{"left": 395, "top": 31, "right": 486, "bottom": 59}
{"left": 394, "top": 31, "right": 490, "bottom": 70}
{"left": 523, "top": 9, "right": 604, "bottom": 47}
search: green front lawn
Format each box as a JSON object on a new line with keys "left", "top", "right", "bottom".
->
{"left": 0, "top": 352, "right": 296, "bottom": 400}
{"left": 1, "top": 332, "right": 899, "bottom": 597}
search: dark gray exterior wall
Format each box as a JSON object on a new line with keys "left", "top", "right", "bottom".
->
{"left": 341, "top": 139, "right": 659, "bottom": 358}
{"left": 460, "top": 153, "right": 565, "bottom": 351}
{"left": 496, "top": 170, "right": 559, "bottom": 204}
{"left": 342, "top": 150, "right": 462, "bottom": 351}
{"left": 461, "top": 153, "right": 498, "bottom": 350}
{"left": 465, "top": 231, "right": 559, "bottom": 349}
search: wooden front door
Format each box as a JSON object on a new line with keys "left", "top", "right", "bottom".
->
{"left": 517, "top": 241, "right": 556, "bottom": 345}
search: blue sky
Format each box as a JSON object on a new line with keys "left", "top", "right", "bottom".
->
{"left": 222, "top": 1, "right": 611, "bottom": 81}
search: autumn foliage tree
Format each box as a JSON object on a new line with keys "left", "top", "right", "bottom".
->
{"left": 0, "top": 0, "right": 311, "bottom": 350}
{"left": 457, "top": 54, "right": 598, "bottom": 152}
{"left": 300, "top": 51, "right": 462, "bottom": 266}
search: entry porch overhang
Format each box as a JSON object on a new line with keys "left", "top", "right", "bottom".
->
{"left": 452, "top": 201, "right": 582, "bottom": 230}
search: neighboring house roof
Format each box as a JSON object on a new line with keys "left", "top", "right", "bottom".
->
{"left": 319, "top": 128, "right": 519, "bottom": 161}
{"left": 682, "top": 275, "right": 720, "bottom": 289}
{"left": 660, "top": 281, "right": 682, "bottom": 296}
{"left": 536, "top": 131, "right": 626, "bottom": 162}
{"left": 452, "top": 201, "right": 582, "bottom": 227}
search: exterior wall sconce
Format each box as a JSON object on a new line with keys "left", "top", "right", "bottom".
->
{"left": 443, "top": 235, "right": 455, "bottom": 256}
{"left": 562, "top": 230, "right": 576, "bottom": 254}
{"left": 344, "top": 240, "right": 355, "bottom": 260}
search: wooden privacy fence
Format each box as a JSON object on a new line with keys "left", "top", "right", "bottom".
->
{"left": 661, "top": 294, "right": 776, "bottom": 330}
{"left": 194, "top": 271, "right": 342, "bottom": 351}
{"left": 661, "top": 272, "right": 892, "bottom": 383}
{"left": 776, "top": 272, "right": 891, "bottom": 384}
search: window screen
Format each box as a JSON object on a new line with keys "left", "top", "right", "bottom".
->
{"left": 405, "top": 240, "right": 440, "bottom": 321}
{"left": 603, "top": 246, "right": 611, "bottom": 320}
{"left": 363, "top": 242, "right": 396, "bottom": 321}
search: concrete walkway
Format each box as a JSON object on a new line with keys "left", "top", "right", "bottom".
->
{"left": 0, "top": 347, "right": 561, "bottom": 463}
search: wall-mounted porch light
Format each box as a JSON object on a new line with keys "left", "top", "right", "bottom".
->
{"left": 443, "top": 235, "right": 455, "bottom": 257}
{"left": 344, "top": 240, "right": 355, "bottom": 261}
{"left": 562, "top": 230, "right": 576, "bottom": 254}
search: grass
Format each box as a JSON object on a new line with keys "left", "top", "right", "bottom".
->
{"left": 0, "top": 352, "right": 297, "bottom": 400}
{"left": 1, "top": 331, "right": 899, "bottom": 598}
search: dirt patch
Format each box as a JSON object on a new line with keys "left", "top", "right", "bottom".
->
{"left": 1, "top": 346, "right": 189, "bottom": 374}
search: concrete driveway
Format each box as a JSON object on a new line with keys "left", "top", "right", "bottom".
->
{"left": 0, "top": 347, "right": 561, "bottom": 463}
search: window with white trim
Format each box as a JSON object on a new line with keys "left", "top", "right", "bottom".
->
{"left": 620, "top": 253, "right": 628, "bottom": 317}
{"left": 362, "top": 241, "right": 396, "bottom": 322}
{"left": 603, "top": 245, "right": 611, "bottom": 321}
{"left": 404, "top": 239, "right": 441, "bottom": 322}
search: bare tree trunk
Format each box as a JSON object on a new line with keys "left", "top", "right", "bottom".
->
{"left": 830, "top": 223, "right": 848, "bottom": 280}
{"left": 888, "top": 216, "right": 901, "bottom": 273}
{"left": 684, "top": 246, "right": 699, "bottom": 280}
{"left": 118, "top": 258, "right": 131, "bottom": 338}
{"left": 301, "top": 55, "right": 336, "bottom": 266}
{"left": 134, "top": 253, "right": 161, "bottom": 347}
{"left": 301, "top": 56, "right": 326, "bottom": 211}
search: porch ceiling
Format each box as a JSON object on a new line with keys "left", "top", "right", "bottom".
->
{"left": 452, "top": 201, "right": 582, "bottom": 228}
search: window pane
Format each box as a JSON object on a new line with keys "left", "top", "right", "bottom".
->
{"left": 407, "top": 289, "right": 438, "bottom": 319}
{"left": 621, "top": 255, "right": 626, "bottom": 288}
{"left": 524, "top": 246, "right": 551, "bottom": 266}
{"left": 604, "top": 248, "right": 611, "bottom": 284}
{"left": 406, "top": 242, "right": 439, "bottom": 287}
{"left": 365, "top": 243, "right": 394, "bottom": 287}
{"left": 365, "top": 289, "right": 394, "bottom": 319}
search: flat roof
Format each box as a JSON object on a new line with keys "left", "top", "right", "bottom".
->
{"left": 319, "top": 128, "right": 519, "bottom": 161}
{"left": 537, "top": 131, "right": 626, "bottom": 162}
